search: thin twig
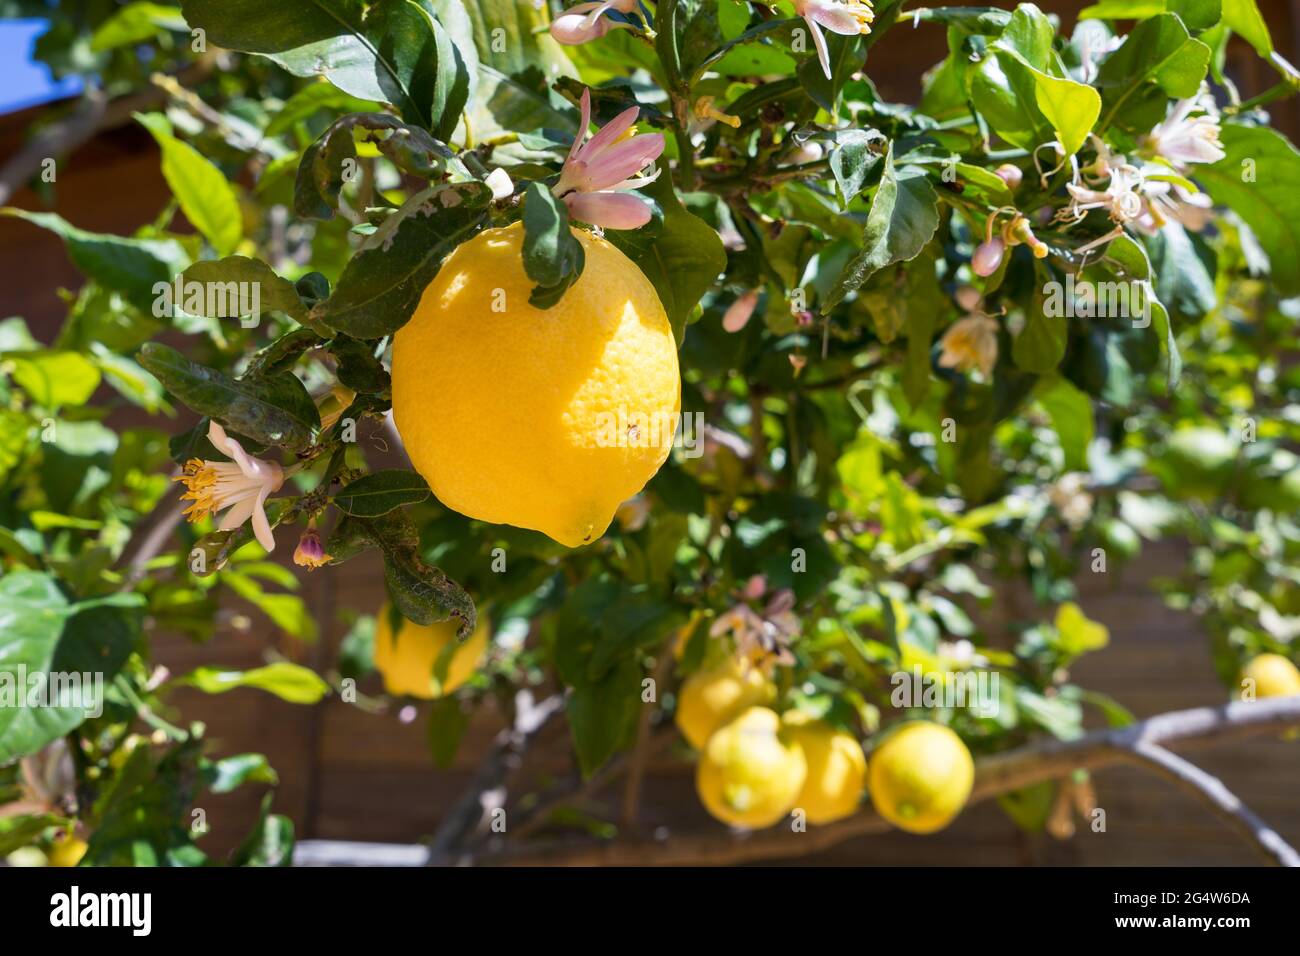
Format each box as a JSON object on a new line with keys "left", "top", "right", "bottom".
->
{"left": 622, "top": 651, "right": 675, "bottom": 827}
{"left": 0, "top": 56, "right": 216, "bottom": 207}
{"left": 424, "top": 693, "right": 565, "bottom": 865}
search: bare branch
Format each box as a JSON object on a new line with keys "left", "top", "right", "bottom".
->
{"left": 0, "top": 56, "right": 216, "bottom": 207}
{"left": 424, "top": 692, "right": 565, "bottom": 865}
{"left": 1122, "top": 742, "right": 1300, "bottom": 868}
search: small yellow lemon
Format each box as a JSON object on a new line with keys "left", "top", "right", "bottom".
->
{"left": 1240, "top": 654, "right": 1300, "bottom": 700}
{"left": 782, "top": 713, "right": 867, "bottom": 825}
{"left": 868, "top": 722, "right": 974, "bottom": 834}
{"left": 675, "top": 657, "right": 776, "bottom": 750}
{"left": 373, "top": 605, "right": 489, "bottom": 699}
{"left": 391, "top": 221, "right": 680, "bottom": 548}
{"left": 47, "top": 833, "right": 87, "bottom": 868}
{"left": 696, "top": 707, "right": 807, "bottom": 829}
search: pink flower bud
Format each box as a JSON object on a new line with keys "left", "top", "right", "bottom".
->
{"left": 972, "top": 238, "right": 1005, "bottom": 277}
{"left": 994, "top": 164, "right": 1023, "bottom": 189}
{"left": 722, "top": 289, "right": 759, "bottom": 332}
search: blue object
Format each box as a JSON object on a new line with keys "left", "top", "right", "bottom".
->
{"left": 0, "top": 19, "right": 84, "bottom": 115}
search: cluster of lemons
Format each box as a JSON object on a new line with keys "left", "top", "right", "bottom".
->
{"left": 677, "top": 658, "right": 976, "bottom": 833}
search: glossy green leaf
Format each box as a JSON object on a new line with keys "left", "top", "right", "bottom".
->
{"left": 91, "top": 2, "right": 186, "bottom": 51}
{"left": 609, "top": 164, "right": 725, "bottom": 344}
{"left": 0, "top": 572, "right": 142, "bottom": 763}
{"left": 6, "top": 351, "right": 101, "bottom": 409}
{"left": 1095, "top": 14, "right": 1211, "bottom": 132}
{"left": 137, "top": 342, "right": 319, "bottom": 449}
{"left": 179, "top": 662, "right": 330, "bottom": 704}
{"left": 136, "top": 112, "right": 242, "bottom": 256}
{"left": 1036, "top": 377, "right": 1094, "bottom": 471}
{"left": 825, "top": 144, "right": 940, "bottom": 311}
{"left": 181, "top": 256, "right": 309, "bottom": 322}
{"left": 522, "top": 182, "right": 585, "bottom": 308}
{"left": 1197, "top": 124, "right": 1300, "bottom": 296}
{"left": 311, "top": 181, "right": 492, "bottom": 337}
{"left": 334, "top": 470, "right": 432, "bottom": 517}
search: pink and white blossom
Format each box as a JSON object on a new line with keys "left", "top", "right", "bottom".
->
{"left": 549, "top": 0, "right": 638, "bottom": 46}
{"left": 175, "top": 420, "right": 284, "bottom": 552}
{"left": 553, "top": 88, "right": 664, "bottom": 230}
{"left": 793, "top": 0, "right": 875, "bottom": 80}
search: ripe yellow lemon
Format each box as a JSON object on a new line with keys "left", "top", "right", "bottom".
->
{"left": 868, "top": 722, "right": 974, "bottom": 834}
{"left": 47, "top": 833, "right": 87, "bottom": 868}
{"left": 783, "top": 713, "right": 867, "bottom": 824}
{"left": 1240, "top": 654, "right": 1300, "bottom": 699}
{"left": 391, "top": 221, "right": 680, "bottom": 548}
{"left": 696, "top": 707, "right": 807, "bottom": 829}
{"left": 373, "top": 605, "right": 489, "bottom": 699}
{"left": 675, "top": 657, "right": 776, "bottom": 750}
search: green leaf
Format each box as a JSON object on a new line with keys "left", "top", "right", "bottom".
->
{"left": 330, "top": 336, "right": 391, "bottom": 393}
{"left": 179, "top": 0, "right": 437, "bottom": 126}
{"left": 0, "top": 208, "right": 188, "bottom": 313}
{"left": 1197, "top": 124, "right": 1300, "bottom": 296}
{"left": 1054, "top": 601, "right": 1110, "bottom": 655}
{"left": 1036, "top": 377, "right": 1094, "bottom": 471}
{"left": 1221, "top": 0, "right": 1271, "bottom": 56}
{"left": 181, "top": 256, "right": 309, "bottom": 322}
{"left": 135, "top": 112, "right": 242, "bottom": 256}
{"left": 179, "top": 662, "right": 330, "bottom": 704}
{"left": 522, "top": 182, "right": 585, "bottom": 309}
{"left": 606, "top": 164, "right": 725, "bottom": 344}
{"left": 264, "top": 82, "right": 383, "bottom": 137}
{"left": 0, "top": 813, "right": 65, "bottom": 856}
{"left": 203, "top": 752, "right": 279, "bottom": 793}
{"left": 335, "top": 509, "right": 476, "bottom": 635}
{"left": 1013, "top": 307, "right": 1067, "bottom": 374}
{"left": 229, "top": 794, "right": 295, "bottom": 866}
{"left": 334, "top": 470, "right": 431, "bottom": 517}
{"left": 6, "top": 351, "right": 101, "bottom": 409}
{"left": 825, "top": 144, "right": 940, "bottom": 311}
{"left": 402, "top": 0, "right": 474, "bottom": 142}
{"left": 311, "top": 181, "right": 492, "bottom": 337}
{"left": 82, "top": 735, "right": 210, "bottom": 867}
{"left": 0, "top": 572, "right": 142, "bottom": 763}
{"left": 427, "top": 696, "right": 468, "bottom": 769}
{"left": 1171, "top": 0, "right": 1224, "bottom": 31}
{"left": 1030, "top": 69, "right": 1101, "bottom": 157}
{"left": 1095, "top": 14, "right": 1211, "bottom": 132}
{"left": 137, "top": 342, "right": 320, "bottom": 449}
{"left": 828, "top": 130, "right": 883, "bottom": 208}
{"left": 91, "top": 2, "right": 187, "bottom": 51}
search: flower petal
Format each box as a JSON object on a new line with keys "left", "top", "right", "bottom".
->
{"left": 806, "top": 17, "right": 832, "bottom": 80}
{"left": 251, "top": 485, "right": 277, "bottom": 552}
{"left": 581, "top": 105, "right": 642, "bottom": 159}
{"left": 568, "top": 88, "right": 593, "bottom": 164}
{"left": 564, "top": 190, "right": 653, "bottom": 230}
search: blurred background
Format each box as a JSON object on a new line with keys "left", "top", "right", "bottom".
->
{"left": 2, "top": 0, "right": 1298, "bottom": 865}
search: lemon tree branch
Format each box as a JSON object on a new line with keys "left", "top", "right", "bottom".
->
{"left": 449, "top": 697, "right": 1300, "bottom": 867}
